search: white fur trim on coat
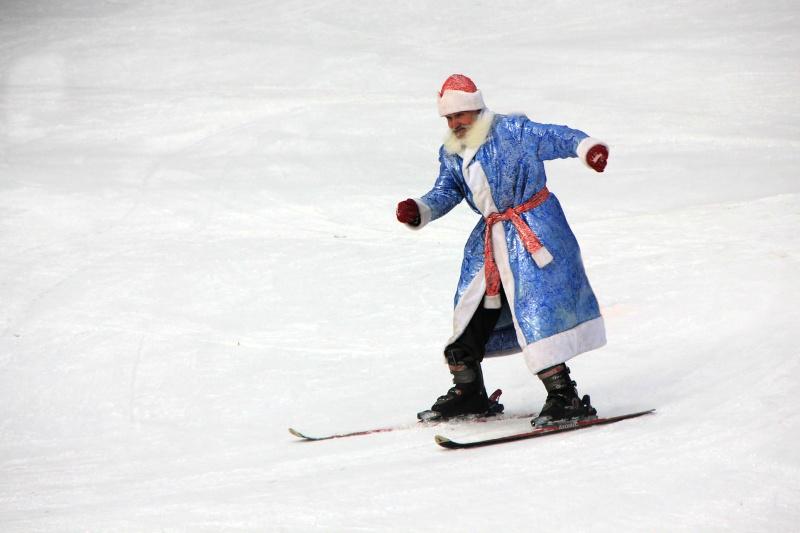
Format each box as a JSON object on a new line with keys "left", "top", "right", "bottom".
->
{"left": 402, "top": 199, "right": 432, "bottom": 231}
{"left": 438, "top": 89, "right": 485, "bottom": 117}
{"left": 522, "top": 316, "right": 607, "bottom": 373}
{"left": 449, "top": 265, "right": 489, "bottom": 345}
{"left": 576, "top": 137, "right": 609, "bottom": 169}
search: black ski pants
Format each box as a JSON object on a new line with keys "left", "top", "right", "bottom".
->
{"left": 444, "top": 288, "right": 508, "bottom": 364}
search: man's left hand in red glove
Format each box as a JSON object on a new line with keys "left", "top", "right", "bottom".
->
{"left": 586, "top": 144, "right": 609, "bottom": 173}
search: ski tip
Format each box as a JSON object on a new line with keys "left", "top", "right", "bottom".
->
{"left": 434, "top": 434, "right": 465, "bottom": 449}
{"left": 288, "top": 428, "right": 307, "bottom": 439}
{"left": 434, "top": 434, "right": 451, "bottom": 445}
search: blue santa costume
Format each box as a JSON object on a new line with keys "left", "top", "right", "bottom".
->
{"left": 403, "top": 74, "right": 609, "bottom": 424}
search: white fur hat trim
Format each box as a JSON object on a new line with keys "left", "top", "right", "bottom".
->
{"left": 438, "top": 89, "right": 485, "bottom": 117}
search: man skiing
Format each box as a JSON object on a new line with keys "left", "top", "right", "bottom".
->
{"left": 396, "top": 74, "right": 610, "bottom": 427}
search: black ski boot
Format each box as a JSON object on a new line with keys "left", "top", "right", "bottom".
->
{"left": 531, "top": 363, "right": 596, "bottom": 427}
{"left": 417, "top": 348, "right": 500, "bottom": 422}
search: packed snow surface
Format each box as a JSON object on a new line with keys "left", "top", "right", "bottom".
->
{"left": 1, "top": 1, "right": 799, "bottom": 531}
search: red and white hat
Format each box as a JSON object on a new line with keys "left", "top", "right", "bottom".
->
{"left": 437, "top": 74, "right": 485, "bottom": 117}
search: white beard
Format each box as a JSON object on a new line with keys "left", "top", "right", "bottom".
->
{"left": 443, "top": 110, "right": 495, "bottom": 155}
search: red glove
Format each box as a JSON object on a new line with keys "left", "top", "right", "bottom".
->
{"left": 586, "top": 144, "right": 609, "bottom": 173}
{"left": 396, "top": 199, "right": 420, "bottom": 226}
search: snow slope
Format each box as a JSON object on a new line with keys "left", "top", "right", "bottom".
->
{"left": 1, "top": 1, "right": 799, "bottom": 531}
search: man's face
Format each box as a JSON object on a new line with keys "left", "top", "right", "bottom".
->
{"left": 446, "top": 110, "right": 480, "bottom": 138}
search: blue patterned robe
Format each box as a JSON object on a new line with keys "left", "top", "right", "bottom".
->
{"left": 412, "top": 112, "right": 606, "bottom": 373}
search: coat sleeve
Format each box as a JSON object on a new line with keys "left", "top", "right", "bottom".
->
{"left": 410, "top": 147, "right": 465, "bottom": 230}
{"left": 521, "top": 117, "right": 589, "bottom": 161}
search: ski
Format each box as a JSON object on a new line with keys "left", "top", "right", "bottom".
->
{"left": 289, "top": 389, "right": 535, "bottom": 442}
{"left": 289, "top": 410, "right": 538, "bottom": 442}
{"left": 289, "top": 425, "right": 400, "bottom": 441}
{"left": 434, "top": 408, "right": 655, "bottom": 449}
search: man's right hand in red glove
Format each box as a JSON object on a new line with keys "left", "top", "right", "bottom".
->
{"left": 396, "top": 199, "right": 420, "bottom": 226}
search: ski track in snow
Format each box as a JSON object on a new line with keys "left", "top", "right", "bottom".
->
{"left": 1, "top": 1, "right": 799, "bottom": 531}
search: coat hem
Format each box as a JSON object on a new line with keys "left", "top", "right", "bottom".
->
{"left": 521, "top": 316, "right": 606, "bottom": 374}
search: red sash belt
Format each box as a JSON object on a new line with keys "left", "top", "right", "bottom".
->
{"left": 483, "top": 187, "right": 553, "bottom": 308}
